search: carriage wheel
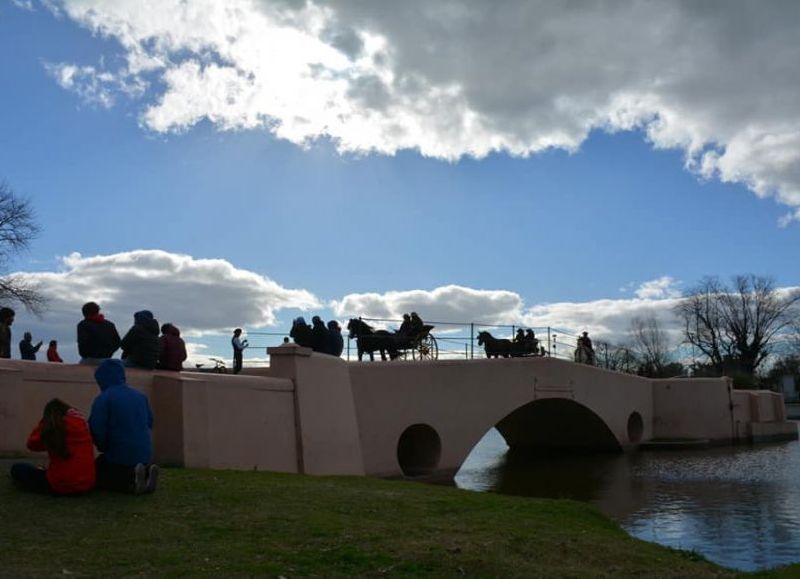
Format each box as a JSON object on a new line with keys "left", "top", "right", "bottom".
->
{"left": 412, "top": 335, "right": 438, "bottom": 360}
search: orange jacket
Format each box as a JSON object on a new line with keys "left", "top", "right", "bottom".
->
{"left": 27, "top": 409, "right": 96, "bottom": 494}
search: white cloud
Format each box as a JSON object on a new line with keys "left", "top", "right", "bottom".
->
{"left": 11, "top": 0, "right": 35, "bottom": 11}
{"left": 331, "top": 283, "right": 684, "bottom": 344}
{"left": 634, "top": 276, "right": 682, "bottom": 300}
{"left": 331, "top": 285, "right": 523, "bottom": 325}
{"left": 9, "top": 249, "right": 320, "bottom": 362}
{"left": 40, "top": 0, "right": 800, "bottom": 222}
{"left": 43, "top": 62, "right": 145, "bottom": 108}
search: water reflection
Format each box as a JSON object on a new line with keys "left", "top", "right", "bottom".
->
{"left": 455, "top": 429, "right": 800, "bottom": 572}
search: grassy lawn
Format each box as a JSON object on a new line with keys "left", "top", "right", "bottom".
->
{"left": 0, "top": 466, "right": 796, "bottom": 578}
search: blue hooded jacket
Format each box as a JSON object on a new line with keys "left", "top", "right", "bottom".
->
{"left": 89, "top": 359, "right": 153, "bottom": 466}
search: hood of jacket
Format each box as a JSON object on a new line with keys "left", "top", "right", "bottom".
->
{"left": 94, "top": 359, "right": 127, "bottom": 391}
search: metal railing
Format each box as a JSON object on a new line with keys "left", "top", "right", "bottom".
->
{"left": 245, "top": 317, "right": 581, "bottom": 362}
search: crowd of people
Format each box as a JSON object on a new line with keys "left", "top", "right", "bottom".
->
{"left": 0, "top": 302, "right": 187, "bottom": 371}
{"left": 10, "top": 359, "right": 158, "bottom": 496}
{"left": 288, "top": 316, "right": 344, "bottom": 357}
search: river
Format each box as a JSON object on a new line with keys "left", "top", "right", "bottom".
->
{"left": 454, "top": 429, "right": 800, "bottom": 572}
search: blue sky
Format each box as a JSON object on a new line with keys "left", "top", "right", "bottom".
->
{"left": 1, "top": 1, "right": 799, "bottom": 364}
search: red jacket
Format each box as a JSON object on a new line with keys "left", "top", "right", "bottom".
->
{"left": 47, "top": 346, "right": 63, "bottom": 362}
{"left": 27, "top": 409, "right": 96, "bottom": 494}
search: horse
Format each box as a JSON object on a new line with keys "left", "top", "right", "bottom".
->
{"left": 477, "top": 331, "right": 516, "bottom": 358}
{"left": 347, "top": 318, "right": 400, "bottom": 361}
{"left": 574, "top": 343, "right": 595, "bottom": 365}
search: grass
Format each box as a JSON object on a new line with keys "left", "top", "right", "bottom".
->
{"left": 0, "top": 467, "right": 798, "bottom": 578}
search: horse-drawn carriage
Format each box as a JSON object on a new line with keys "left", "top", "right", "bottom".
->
{"left": 476, "top": 331, "right": 542, "bottom": 358}
{"left": 347, "top": 318, "right": 439, "bottom": 361}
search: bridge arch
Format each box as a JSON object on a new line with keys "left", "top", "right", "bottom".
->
{"left": 494, "top": 398, "right": 622, "bottom": 453}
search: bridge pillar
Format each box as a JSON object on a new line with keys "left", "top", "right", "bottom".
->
{"left": 268, "top": 344, "right": 365, "bottom": 476}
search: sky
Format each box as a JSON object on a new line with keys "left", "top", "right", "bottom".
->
{"left": 1, "top": 0, "right": 799, "bottom": 366}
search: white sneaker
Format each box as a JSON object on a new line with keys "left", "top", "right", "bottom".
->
{"left": 132, "top": 463, "right": 147, "bottom": 495}
{"left": 144, "top": 464, "right": 160, "bottom": 494}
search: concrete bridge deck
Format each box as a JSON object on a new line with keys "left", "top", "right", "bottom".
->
{"left": 1, "top": 345, "right": 795, "bottom": 478}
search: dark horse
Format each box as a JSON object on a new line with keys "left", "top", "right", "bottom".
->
{"left": 347, "top": 319, "right": 399, "bottom": 361}
{"left": 477, "top": 331, "right": 517, "bottom": 359}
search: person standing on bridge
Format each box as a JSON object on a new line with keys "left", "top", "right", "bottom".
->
{"left": 231, "top": 328, "right": 248, "bottom": 374}
{"left": 0, "top": 307, "right": 14, "bottom": 359}
{"left": 19, "top": 332, "right": 43, "bottom": 361}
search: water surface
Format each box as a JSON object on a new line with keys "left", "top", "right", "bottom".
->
{"left": 455, "top": 429, "right": 800, "bottom": 572}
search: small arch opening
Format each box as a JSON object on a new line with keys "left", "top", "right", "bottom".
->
{"left": 627, "top": 411, "right": 644, "bottom": 443}
{"left": 397, "top": 423, "right": 441, "bottom": 476}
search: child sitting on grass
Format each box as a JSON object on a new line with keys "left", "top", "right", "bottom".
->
{"left": 10, "top": 398, "right": 96, "bottom": 495}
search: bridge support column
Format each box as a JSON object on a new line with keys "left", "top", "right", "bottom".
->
{"left": 268, "top": 344, "right": 365, "bottom": 476}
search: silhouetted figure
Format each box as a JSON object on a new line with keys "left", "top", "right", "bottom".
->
{"left": 89, "top": 359, "right": 157, "bottom": 495}
{"left": 326, "top": 320, "right": 344, "bottom": 357}
{"left": 77, "top": 302, "right": 121, "bottom": 365}
{"left": 121, "top": 310, "right": 160, "bottom": 370}
{"left": 410, "top": 312, "right": 424, "bottom": 336}
{"left": 231, "top": 328, "right": 248, "bottom": 374}
{"left": 47, "top": 340, "right": 63, "bottom": 363}
{"left": 574, "top": 332, "right": 596, "bottom": 365}
{"left": 19, "top": 332, "right": 42, "bottom": 361}
{"left": 397, "top": 314, "right": 412, "bottom": 337}
{"left": 515, "top": 329, "right": 525, "bottom": 343}
{"left": 525, "top": 329, "right": 539, "bottom": 354}
{"left": 0, "top": 307, "right": 14, "bottom": 359}
{"left": 290, "top": 317, "right": 313, "bottom": 348}
{"left": 159, "top": 323, "right": 187, "bottom": 371}
{"left": 10, "top": 398, "right": 95, "bottom": 495}
{"left": 311, "top": 316, "right": 327, "bottom": 353}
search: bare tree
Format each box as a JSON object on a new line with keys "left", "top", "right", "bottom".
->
{"left": 0, "top": 181, "right": 44, "bottom": 313}
{"left": 629, "top": 315, "right": 673, "bottom": 377}
{"left": 675, "top": 275, "right": 800, "bottom": 376}
{"left": 595, "top": 340, "right": 639, "bottom": 374}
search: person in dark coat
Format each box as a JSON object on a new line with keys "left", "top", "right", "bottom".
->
{"left": 311, "top": 316, "right": 327, "bottom": 353}
{"left": 89, "top": 359, "right": 157, "bottom": 494}
{"left": 290, "top": 317, "right": 313, "bottom": 348}
{"left": 120, "top": 310, "right": 160, "bottom": 370}
{"left": 158, "top": 323, "right": 187, "bottom": 371}
{"left": 410, "top": 312, "right": 424, "bottom": 335}
{"left": 0, "top": 307, "right": 14, "bottom": 359}
{"left": 77, "top": 302, "right": 121, "bottom": 364}
{"left": 19, "top": 332, "right": 43, "bottom": 360}
{"left": 326, "top": 320, "right": 344, "bottom": 357}
{"left": 397, "top": 314, "right": 412, "bottom": 337}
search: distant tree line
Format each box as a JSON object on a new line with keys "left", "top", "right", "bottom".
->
{"left": 596, "top": 275, "right": 800, "bottom": 388}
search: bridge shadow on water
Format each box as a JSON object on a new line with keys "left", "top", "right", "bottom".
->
{"left": 454, "top": 429, "right": 800, "bottom": 572}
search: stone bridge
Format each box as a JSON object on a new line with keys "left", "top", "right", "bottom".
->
{"left": 1, "top": 345, "right": 795, "bottom": 478}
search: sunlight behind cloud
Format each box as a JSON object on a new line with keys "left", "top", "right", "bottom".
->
{"left": 37, "top": 0, "right": 800, "bottom": 222}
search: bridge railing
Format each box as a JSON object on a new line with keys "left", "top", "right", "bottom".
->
{"left": 232, "top": 320, "right": 592, "bottom": 365}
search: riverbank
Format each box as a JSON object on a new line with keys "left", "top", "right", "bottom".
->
{"left": 2, "top": 467, "right": 794, "bottom": 577}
